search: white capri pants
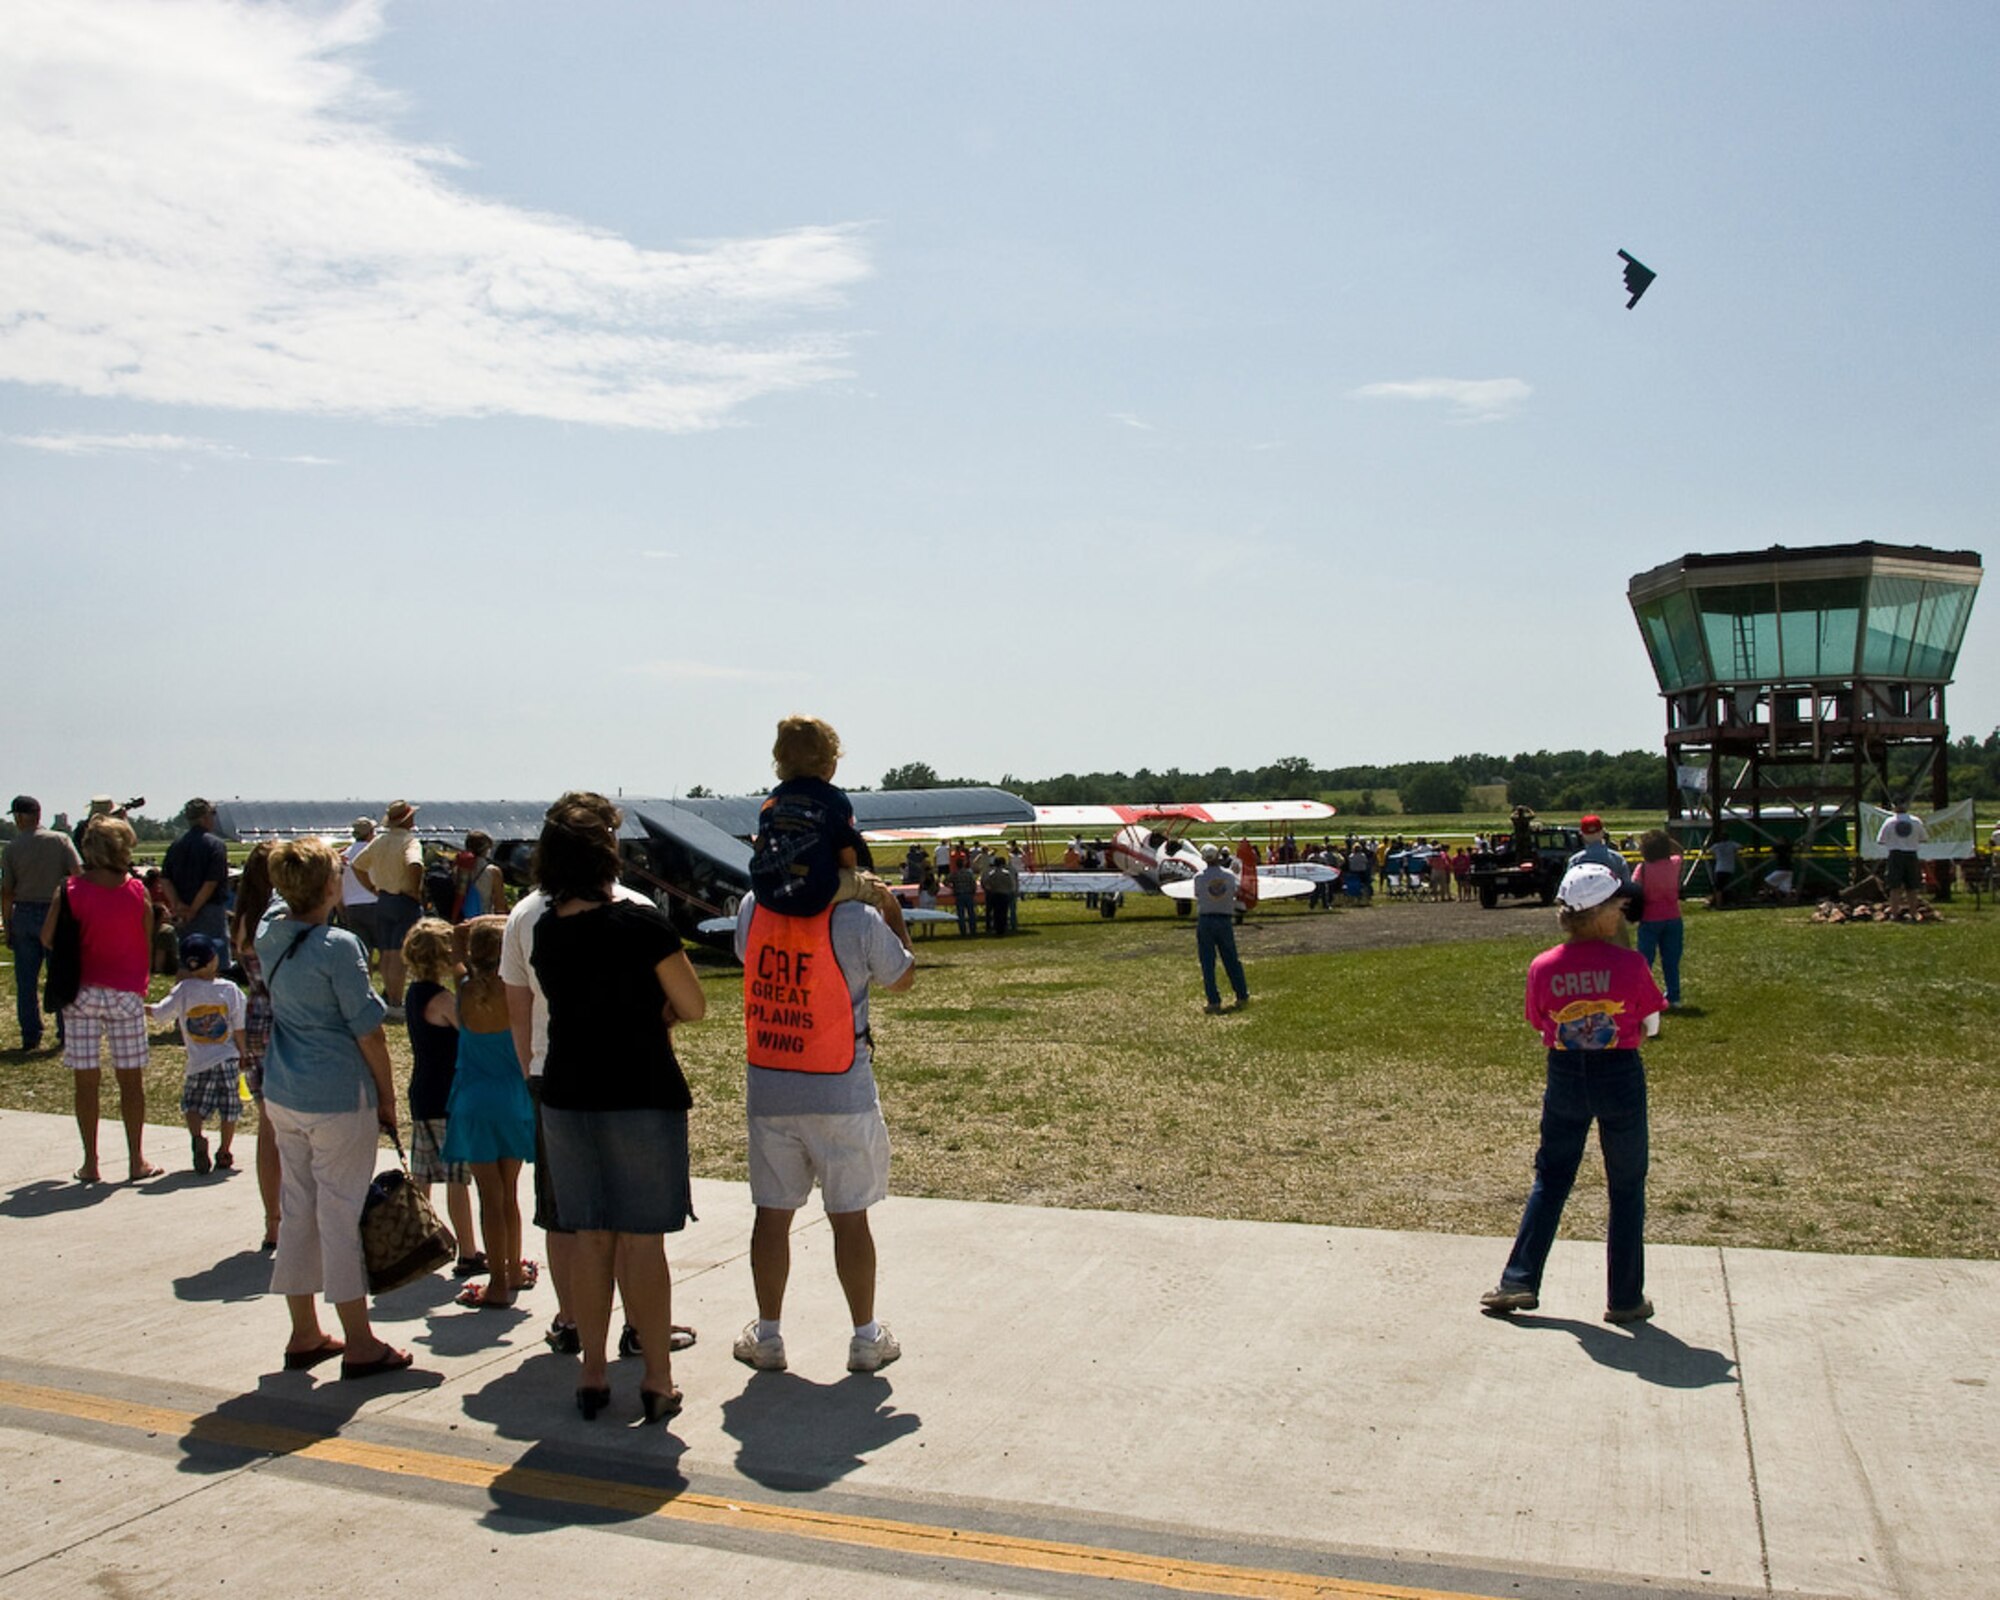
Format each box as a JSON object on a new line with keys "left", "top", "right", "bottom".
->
{"left": 266, "top": 1099, "right": 379, "bottom": 1305}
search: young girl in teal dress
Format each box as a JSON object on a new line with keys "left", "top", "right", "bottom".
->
{"left": 442, "top": 917, "right": 538, "bottom": 1308}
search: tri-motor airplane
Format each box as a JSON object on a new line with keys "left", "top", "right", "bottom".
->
{"left": 214, "top": 788, "right": 1034, "bottom": 947}
{"left": 873, "top": 800, "right": 1340, "bottom": 916}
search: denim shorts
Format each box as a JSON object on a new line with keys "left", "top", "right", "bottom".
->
{"left": 540, "top": 1105, "right": 693, "bottom": 1234}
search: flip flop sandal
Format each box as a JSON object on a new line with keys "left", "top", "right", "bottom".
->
{"left": 516, "top": 1259, "right": 540, "bottom": 1290}
{"left": 74, "top": 1167, "right": 101, "bottom": 1184}
{"left": 452, "top": 1252, "right": 489, "bottom": 1278}
{"left": 456, "top": 1283, "right": 515, "bottom": 1310}
{"left": 340, "top": 1347, "right": 414, "bottom": 1381}
{"left": 282, "top": 1338, "right": 346, "bottom": 1372}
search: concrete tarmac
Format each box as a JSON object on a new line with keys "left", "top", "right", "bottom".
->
{"left": 1, "top": 1107, "right": 1992, "bottom": 1600}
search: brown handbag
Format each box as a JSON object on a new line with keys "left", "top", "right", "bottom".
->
{"left": 359, "top": 1130, "right": 457, "bottom": 1293}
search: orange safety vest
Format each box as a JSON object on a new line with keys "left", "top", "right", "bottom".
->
{"left": 742, "top": 905, "right": 857, "bottom": 1074}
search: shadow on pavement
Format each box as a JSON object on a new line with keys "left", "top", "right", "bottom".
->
{"left": 462, "top": 1350, "right": 691, "bottom": 1530}
{"left": 133, "top": 1169, "right": 222, "bottom": 1198}
{"left": 1496, "top": 1314, "right": 1738, "bottom": 1388}
{"left": 172, "top": 1247, "right": 271, "bottom": 1304}
{"left": 420, "top": 1299, "right": 534, "bottom": 1359}
{"left": 0, "top": 1178, "right": 119, "bottom": 1218}
{"left": 369, "top": 1270, "right": 465, "bottom": 1324}
{"left": 719, "top": 1370, "right": 921, "bottom": 1491}
{"left": 176, "top": 1365, "right": 443, "bottom": 1476}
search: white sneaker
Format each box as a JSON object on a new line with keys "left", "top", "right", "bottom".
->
{"left": 731, "top": 1321, "right": 787, "bottom": 1371}
{"left": 847, "top": 1323, "right": 901, "bottom": 1373}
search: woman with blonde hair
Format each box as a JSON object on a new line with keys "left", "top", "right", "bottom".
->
{"left": 257, "top": 835, "right": 411, "bottom": 1379}
{"left": 400, "top": 918, "right": 480, "bottom": 1275}
{"left": 229, "top": 841, "right": 284, "bottom": 1247}
{"left": 45, "top": 817, "right": 159, "bottom": 1182}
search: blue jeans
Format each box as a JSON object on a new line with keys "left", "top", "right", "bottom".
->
{"left": 1635, "top": 918, "right": 1683, "bottom": 1005}
{"left": 1501, "top": 1049, "right": 1649, "bottom": 1312}
{"left": 9, "top": 902, "right": 52, "bottom": 1046}
{"left": 1196, "top": 915, "right": 1248, "bottom": 1007}
{"left": 955, "top": 896, "right": 977, "bottom": 936}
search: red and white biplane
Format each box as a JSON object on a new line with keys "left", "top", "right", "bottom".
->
{"left": 872, "top": 800, "right": 1339, "bottom": 916}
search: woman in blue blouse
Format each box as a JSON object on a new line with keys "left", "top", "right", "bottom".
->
{"left": 257, "top": 836, "right": 413, "bottom": 1380}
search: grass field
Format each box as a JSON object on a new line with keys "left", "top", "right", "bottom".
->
{"left": 6, "top": 891, "right": 1996, "bottom": 1259}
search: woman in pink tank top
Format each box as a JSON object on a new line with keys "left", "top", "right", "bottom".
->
{"left": 46, "top": 817, "right": 160, "bottom": 1181}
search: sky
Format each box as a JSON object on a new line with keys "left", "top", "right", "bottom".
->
{"left": 5, "top": 0, "right": 1997, "bottom": 816}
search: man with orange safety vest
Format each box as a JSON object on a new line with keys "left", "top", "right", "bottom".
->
{"left": 731, "top": 889, "right": 916, "bottom": 1374}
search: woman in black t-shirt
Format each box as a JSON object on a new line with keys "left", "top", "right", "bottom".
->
{"left": 528, "top": 794, "right": 707, "bottom": 1423}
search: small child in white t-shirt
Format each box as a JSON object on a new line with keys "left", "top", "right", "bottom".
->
{"left": 146, "top": 934, "right": 247, "bottom": 1176}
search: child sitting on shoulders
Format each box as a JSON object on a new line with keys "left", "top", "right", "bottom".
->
{"left": 442, "top": 916, "right": 538, "bottom": 1309}
{"left": 401, "top": 919, "right": 480, "bottom": 1277}
{"left": 749, "top": 714, "right": 913, "bottom": 951}
{"left": 146, "top": 934, "right": 245, "bottom": 1175}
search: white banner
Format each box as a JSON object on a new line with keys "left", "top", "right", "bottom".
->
{"left": 1859, "top": 800, "right": 1974, "bottom": 860}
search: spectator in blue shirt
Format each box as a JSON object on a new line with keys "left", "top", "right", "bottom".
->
{"left": 256, "top": 835, "right": 412, "bottom": 1381}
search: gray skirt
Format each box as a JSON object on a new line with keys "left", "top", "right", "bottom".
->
{"left": 539, "top": 1105, "right": 693, "bottom": 1234}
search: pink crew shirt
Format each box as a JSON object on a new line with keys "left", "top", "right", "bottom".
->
{"left": 1637, "top": 856, "right": 1683, "bottom": 923}
{"left": 1525, "top": 937, "right": 1666, "bottom": 1052}
{"left": 66, "top": 875, "right": 151, "bottom": 995}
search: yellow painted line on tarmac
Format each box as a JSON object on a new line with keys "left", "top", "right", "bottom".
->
{"left": 0, "top": 1377, "right": 1501, "bottom": 1600}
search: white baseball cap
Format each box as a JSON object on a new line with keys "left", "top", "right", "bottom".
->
{"left": 1557, "top": 862, "right": 1622, "bottom": 911}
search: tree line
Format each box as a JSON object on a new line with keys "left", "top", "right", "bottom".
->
{"left": 880, "top": 730, "right": 2000, "bottom": 814}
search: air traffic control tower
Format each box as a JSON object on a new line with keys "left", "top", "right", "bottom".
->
{"left": 1628, "top": 541, "right": 1982, "bottom": 873}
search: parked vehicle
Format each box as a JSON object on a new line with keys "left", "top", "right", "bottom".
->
{"left": 1467, "top": 826, "right": 1585, "bottom": 908}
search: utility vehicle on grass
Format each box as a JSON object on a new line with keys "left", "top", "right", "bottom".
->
{"left": 1468, "top": 825, "right": 1585, "bottom": 909}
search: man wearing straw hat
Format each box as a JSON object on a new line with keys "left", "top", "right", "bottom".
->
{"left": 354, "top": 801, "right": 423, "bottom": 1019}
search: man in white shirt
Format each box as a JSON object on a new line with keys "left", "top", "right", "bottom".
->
{"left": 1877, "top": 797, "right": 1930, "bottom": 918}
{"left": 1192, "top": 845, "right": 1249, "bottom": 1014}
{"left": 340, "top": 818, "right": 379, "bottom": 960}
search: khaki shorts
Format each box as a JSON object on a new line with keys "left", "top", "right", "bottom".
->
{"left": 747, "top": 1108, "right": 890, "bottom": 1214}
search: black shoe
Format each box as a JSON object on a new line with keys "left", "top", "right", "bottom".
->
{"left": 545, "top": 1319, "right": 581, "bottom": 1355}
{"left": 617, "top": 1323, "right": 642, "bottom": 1359}
{"left": 191, "top": 1134, "right": 212, "bottom": 1175}
{"left": 640, "top": 1386, "right": 683, "bottom": 1424}
{"left": 576, "top": 1385, "right": 611, "bottom": 1420}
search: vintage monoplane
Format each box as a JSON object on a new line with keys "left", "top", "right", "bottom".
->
{"left": 214, "top": 788, "right": 1034, "bottom": 946}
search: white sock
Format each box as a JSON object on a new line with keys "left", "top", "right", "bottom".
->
{"left": 853, "top": 1319, "right": 881, "bottom": 1343}
{"left": 756, "top": 1319, "right": 781, "bottom": 1342}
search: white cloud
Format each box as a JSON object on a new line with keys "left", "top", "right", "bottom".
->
{"left": 0, "top": 0, "right": 871, "bottom": 432}
{"left": 1108, "top": 412, "right": 1155, "bottom": 431}
{"left": 1351, "top": 378, "right": 1532, "bottom": 423}
{"left": 6, "top": 430, "right": 244, "bottom": 456}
